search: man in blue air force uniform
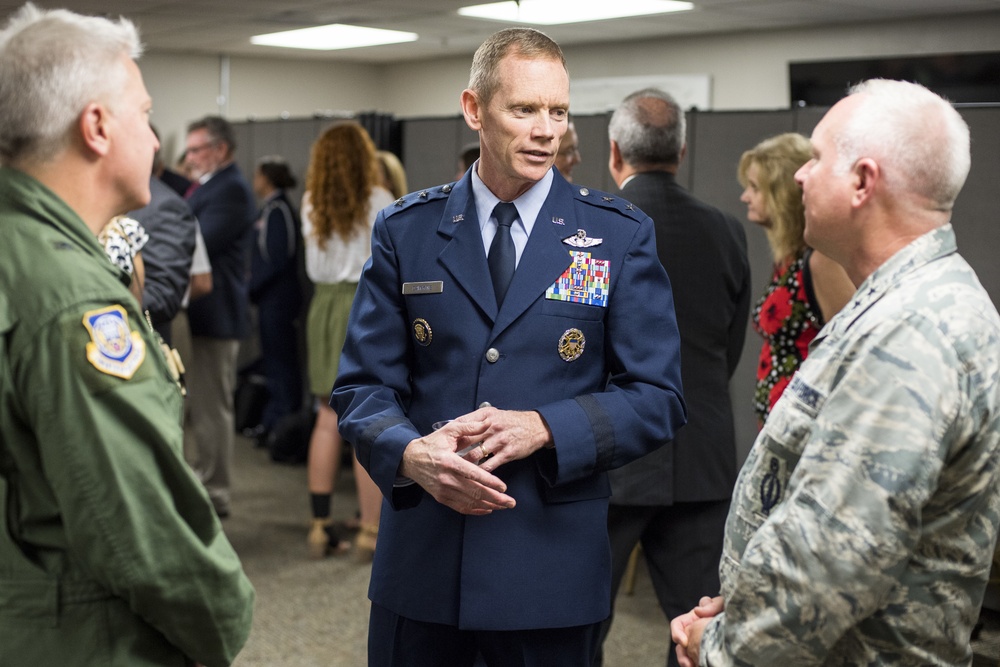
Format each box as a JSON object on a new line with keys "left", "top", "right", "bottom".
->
{"left": 332, "top": 27, "right": 686, "bottom": 667}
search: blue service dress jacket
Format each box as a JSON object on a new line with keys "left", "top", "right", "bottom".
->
{"left": 331, "top": 168, "right": 686, "bottom": 631}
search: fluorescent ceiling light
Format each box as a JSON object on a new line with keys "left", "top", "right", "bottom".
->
{"left": 458, "top": 0, "right": 694, "bottom": 25}
{"left": 251, "top": 24, "right": 417, "bottom": 51}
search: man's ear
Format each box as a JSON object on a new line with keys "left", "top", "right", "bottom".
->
{"left": 79, "top": 102, "right": 111, "bottom": 158}
{"left": 852, "top": 157, "right": 879, "bottom": 208}
{"left": 609, "top": 140, "right": 622, "bottom": 169}
{"left": 461, "top": 89, "right": 482, "bottom": 132}
{"left": 608, "top": 139, "right": 624, "bottom": 183}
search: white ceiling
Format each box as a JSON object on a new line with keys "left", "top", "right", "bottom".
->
{"left": 4, "top": 0, "right": 1000, "bottom": 64}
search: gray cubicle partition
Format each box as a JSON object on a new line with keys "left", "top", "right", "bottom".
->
{"left": 232, "top": 117, "right": 347, "bottom": 211}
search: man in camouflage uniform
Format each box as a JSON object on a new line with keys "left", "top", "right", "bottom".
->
{"left": 0, "top": 5, "right": 253, "bottom": 665}
{"left": 671, "top": 79, "right": 1000, "bottom": 666}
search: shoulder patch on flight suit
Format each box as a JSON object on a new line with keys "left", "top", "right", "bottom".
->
{"left": 82, "top": 305, "right": 145, "bottom": 379}
{"left": 572, "top": 186, "right": 645, "bottom": 223}
{"left": 383, "top": 183, "right": 454, "bottom": 220}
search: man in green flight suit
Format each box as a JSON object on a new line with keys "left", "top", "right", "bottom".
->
{"left": 0, "top": 5, "right": 254, "bottom": 666}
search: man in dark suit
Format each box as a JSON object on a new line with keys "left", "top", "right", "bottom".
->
{"left": 129, "top": 175, "right": 198, "bottom": 344}
{"left": 596, "top": 88, "right": 751, "bottom": 667}
{"left": 182, "top": 115, "right": 256, "bottom": 517}
{"left": 331, "top": 28, "right": 686, "bottom": 667}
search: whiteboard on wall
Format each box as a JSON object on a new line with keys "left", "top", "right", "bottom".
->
{"left": 569, "top": 74, "right": 712, "bottom": 114}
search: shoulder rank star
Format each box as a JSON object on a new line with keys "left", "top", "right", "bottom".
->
{"left": 562, "top": 228, "right": 603, "bottom": 248}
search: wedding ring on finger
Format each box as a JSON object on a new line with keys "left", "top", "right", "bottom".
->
{"left": 479, "top": 444, "right": 490, "bottom": 459}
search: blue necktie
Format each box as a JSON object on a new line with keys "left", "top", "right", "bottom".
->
{"left": 488, "top": 202, "right": 518, "bottom": 307}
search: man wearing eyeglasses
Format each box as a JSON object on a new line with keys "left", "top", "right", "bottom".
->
{"left": 554, "top": 119, "right": 582, "bottom": 182}
{"left": 182, "top": 115, "right": 257, "bottom": 518}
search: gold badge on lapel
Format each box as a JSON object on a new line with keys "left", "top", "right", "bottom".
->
{"left": 413, "top": 318, "right": 433, "bottom": 346}
{"left": 558, "top": 328, "right": 585, "bottom": 362}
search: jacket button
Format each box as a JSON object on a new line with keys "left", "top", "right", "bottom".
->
{"left": 486, "top": 348, "right": 500, "bottom": 363}
{"left": 479, "top": 401, "right": 492, "bottom": 409}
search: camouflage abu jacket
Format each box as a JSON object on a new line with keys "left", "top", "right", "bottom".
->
{"left": 701, "top": 224, "right": 1000, "bottom": 666}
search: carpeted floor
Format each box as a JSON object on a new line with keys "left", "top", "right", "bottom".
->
{"left": 222, "top": 435, "right": 1000, "bottom": 666}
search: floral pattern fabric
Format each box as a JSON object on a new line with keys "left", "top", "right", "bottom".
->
{"left": 751, "top": 251, "right": 821, "bottom": 425}
{"left": 99, "top": 216, "right": 148, "bottom": 276}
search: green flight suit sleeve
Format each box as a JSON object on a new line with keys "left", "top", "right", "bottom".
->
{"left": 14, "top": 300, "right": 254, "bottom": 667}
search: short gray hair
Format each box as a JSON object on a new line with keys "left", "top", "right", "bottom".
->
{"left": 0, "top": 3, "right": 141, "bottom": 164}
{"left": 837, "top": 79, "right": 970, "bottom": 211}
{"left": 468, "top": 27, "right": 566, "bottom": 106}
{"left": 608, "top": 88, "right": 685, "bottom": 167}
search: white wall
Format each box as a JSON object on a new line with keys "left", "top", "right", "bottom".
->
{"left": 141, "top": 11, "right": 1000, "bottom": 158}
{"left": 142, "top": 54, "right": 383, "bottom": 164}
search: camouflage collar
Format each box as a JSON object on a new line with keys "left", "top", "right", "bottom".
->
{"left": 823, "top": 224, "right": 956, "bottom": 339}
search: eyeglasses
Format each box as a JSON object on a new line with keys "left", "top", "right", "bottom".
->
{"left": 185, "top": 141, "right": 218, "bottom": 156}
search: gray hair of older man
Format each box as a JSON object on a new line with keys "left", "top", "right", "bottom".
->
{"left": 836, "top": 79, "right": 970, "bottom": 212}
{"left": 608, "top": 87, "right": 686, "bottom": 168}
{"left": 0, "top": 3, "right": 141, "bottom": 165}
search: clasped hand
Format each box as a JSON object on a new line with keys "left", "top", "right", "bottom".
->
{"left": 399, "top": 407, "right": 552, "bottom": 515}
{"left": 670, "top": 595, "right": 724, "bottom": 667}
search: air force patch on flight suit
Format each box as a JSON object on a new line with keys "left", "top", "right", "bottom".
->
{"left": 83, "top": 305, "right": 145, "bottom": 379}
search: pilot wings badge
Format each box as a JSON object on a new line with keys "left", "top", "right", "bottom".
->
{"left": 562, "top": 229, "right": 602, "bottom": 248}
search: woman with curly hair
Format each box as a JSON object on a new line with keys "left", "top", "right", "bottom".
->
{"left": 738, "top": 132, "right": 855, "bottom": 426}
{"left": 302, "top": 122, "right": 394, "bottom": 559}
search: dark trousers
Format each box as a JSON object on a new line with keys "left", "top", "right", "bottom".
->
{"left": 256, "top": 296, "right": 303, "bottom": 430}
{"left": 595, "top": 500, "right": 730, "bottom": 667}
{"left": 369, "top": 603, "right": 602, "bottom": 667}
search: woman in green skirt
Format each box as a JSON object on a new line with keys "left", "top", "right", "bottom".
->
{"left": 301, "top": 122, "right": 395, "bottom": 559}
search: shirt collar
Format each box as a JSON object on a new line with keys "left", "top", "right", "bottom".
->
{"left": 470, "top": 162, "right": 554, "bottom": 236}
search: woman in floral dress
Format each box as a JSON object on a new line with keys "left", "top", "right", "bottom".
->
{"left": 738, "top": 133, "right": 856, "bottom": 426}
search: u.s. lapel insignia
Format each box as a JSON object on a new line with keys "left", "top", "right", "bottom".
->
{"left": 562, "top": 228, "right": 603, "bottom": 248}
{"left": 452, "top": 214, "right": 465, "bottom": 223}
{"left": 413, "top": 318, "right": 433, "bottom": 346}
{"left": 83, "top": 305, "right": 146, "bottom": 379}
{"left": 558, "top": 328, "right": 585, "bottom": 362}
{"left": 551, "top": 216, "right": 565, "bottom": 225}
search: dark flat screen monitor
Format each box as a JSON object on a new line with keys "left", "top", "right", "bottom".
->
{"left": 790, "top": 52, "right": 1000, "bottom": 106}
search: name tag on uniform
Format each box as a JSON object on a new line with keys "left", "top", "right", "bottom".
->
{"left": 402, "top": 281, "right": 443, "bottom": 295}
